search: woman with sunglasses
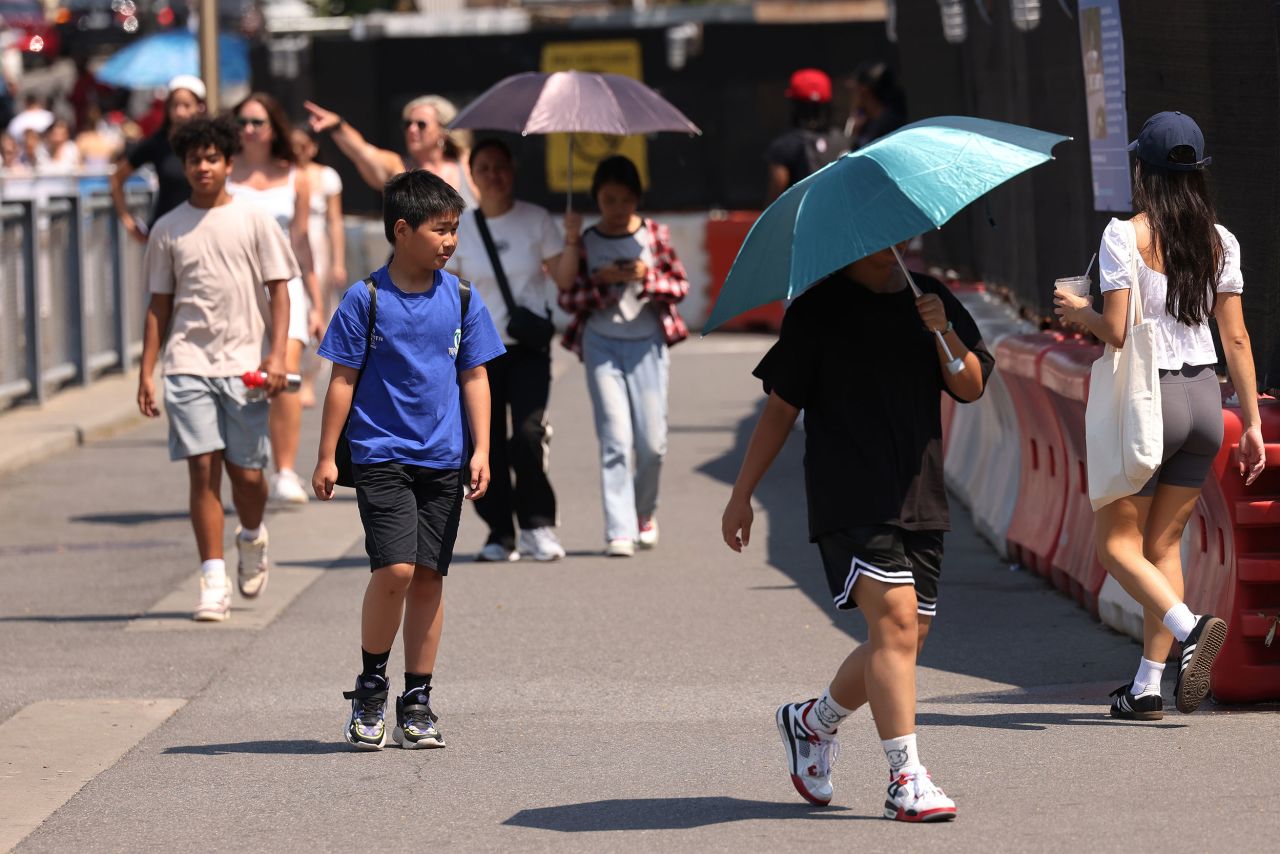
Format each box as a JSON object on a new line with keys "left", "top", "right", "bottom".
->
{"left": 227, "top": 93, "right": 324, "bottom": 506}
{"left": 302, "top": 95, "right": 477, "bottom": 205}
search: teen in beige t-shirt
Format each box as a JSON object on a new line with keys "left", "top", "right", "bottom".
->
{"left": 147, "top": 199, "right": 299, "bottom": 377}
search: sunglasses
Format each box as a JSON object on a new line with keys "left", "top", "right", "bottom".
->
{"left": 237, "top": 117, "right": 268, "bottom": 128}
{"left": 403, "top": 120, "right": 430, "bottom": 132}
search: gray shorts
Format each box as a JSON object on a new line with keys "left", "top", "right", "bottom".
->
{"left": 164, "top": 374, "right": 270, "bottom": 468}
{"left": 1136, "top": 364, "right": 1224, "bottom": 496}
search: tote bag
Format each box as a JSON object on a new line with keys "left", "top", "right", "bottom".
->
{"left": 1085, "top": 219, "right": 1163, "bottom": 510}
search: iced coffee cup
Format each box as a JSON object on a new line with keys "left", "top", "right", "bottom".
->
{"left": 1054, "top": 275, "right": 1091, "bottom": 298}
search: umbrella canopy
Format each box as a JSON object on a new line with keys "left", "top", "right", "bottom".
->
{"left": 704, "top": 116, "right": 1070, "bottom": 332}
{"left": 95, "top": 31, "right": 250, "bottom": 90}
{"left": 450, "top": 70, "right": 701, "bottom": 137}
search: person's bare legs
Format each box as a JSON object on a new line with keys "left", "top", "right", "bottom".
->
{"left": 269, "top": 339, "right": 306, "bottom": 476}
{"left": 1095, "top": 496, "right": 1184, "bottom": 616}
{"left": 402, "top": 566, "right": 445, "bottom": 674}
{"left": 1140, "top": 484, "right": 1202, "bottom": 663}
{"left": 224, "top": 460, "right": 268, "bottom": 531}
{"left": 828, "top": 617, "right": 932, "bottom": 713}
{"left": 361, "top": 563, "right": 415, "bottom": 654}
{"left": 833, "top": 577, "right": 920, "bottom": 739}
{"left": 187, "top": 451, "right": 224, "bottom": 561}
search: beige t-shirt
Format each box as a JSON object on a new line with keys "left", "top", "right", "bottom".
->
{"left": 146, "top": 199, "right": 300, "bottom": 376}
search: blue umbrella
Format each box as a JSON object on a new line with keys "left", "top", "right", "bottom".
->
{"left": 704, "top": 116, "right": 1070, "bottom": 370}
{"left": 96, "top": 31, "right": 251, "bottom": 90}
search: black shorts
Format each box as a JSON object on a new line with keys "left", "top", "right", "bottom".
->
{"left": 353, "top": 462, "right": 465, "bottom": 573}
{"left": 1136, "top": 364, "right": 1224, "bottom": 496}
{"left": 816, "top": 525, "right": 944, "bottom": 617}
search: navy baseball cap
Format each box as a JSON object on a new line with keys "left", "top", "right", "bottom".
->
{"left": 1128, "top": 111, "right": 1211, "bottom": 172}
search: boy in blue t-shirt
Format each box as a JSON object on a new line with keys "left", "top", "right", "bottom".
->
{"left": 313, "top": 170, "right": 505, "bottom": 750}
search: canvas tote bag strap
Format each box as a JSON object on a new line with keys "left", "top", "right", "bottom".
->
{"left": 1125, "top": 219, "right": 1144, "bottom": 328}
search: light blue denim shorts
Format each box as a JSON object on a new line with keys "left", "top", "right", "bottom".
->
{"left": 163, "top": 374, "right": 270, "bottom": 468}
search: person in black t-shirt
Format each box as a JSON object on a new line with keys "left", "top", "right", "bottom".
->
{"left": 721, "top": 243, "right": 993, "bottom": 821}
{"left": 764, "top": 69, "right": 849, "bottom": 203}
{"left": 110, "top": 76, "right": 207, "bottom": 243}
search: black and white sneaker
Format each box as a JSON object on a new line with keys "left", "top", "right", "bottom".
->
{"left": 343, "top": 674, "right": 389, "bottom": 750}
{"left": 393, "top": 687, "right": 445, "bottom": 749}
{"left": 775, "top": 700, "right": 837, "bottom": 806}
{"left": 1174, "top": 615, "right": 1227, "bottom": 714}
{"left": 1108, "top": 682, "right": 1163, "bottom": 720}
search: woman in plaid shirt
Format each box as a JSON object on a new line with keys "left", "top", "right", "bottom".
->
{"left": 555, "top": 156, "right": 690, "bottom": 557}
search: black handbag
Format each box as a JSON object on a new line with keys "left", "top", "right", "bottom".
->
{"left": 334, "top": 277, "right": 473, "bottom": 488}
{"left": 474, "top": 209, "right": 555, "bottom": 353}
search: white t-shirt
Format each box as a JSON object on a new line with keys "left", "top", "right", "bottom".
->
{"left": 1099, "top": 217, "right": 1243, "bottom": 371}
{"left": 449, "top": 201, "right": 562, "bottom": 345}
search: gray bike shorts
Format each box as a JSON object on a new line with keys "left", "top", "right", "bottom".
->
{"left": 1136, "top": 364, "right": 1224, "bottom": 496}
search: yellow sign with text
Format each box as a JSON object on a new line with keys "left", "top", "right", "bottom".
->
{"left": 541, "top": 39, "right": 649, "bottom": 194}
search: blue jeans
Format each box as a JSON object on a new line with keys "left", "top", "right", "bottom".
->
{"left": 583, "top": 328, "right": 669, "bottom": 542}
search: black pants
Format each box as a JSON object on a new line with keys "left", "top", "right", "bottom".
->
{"left": 474, "top": 344, "right": 557, "bottom": 547}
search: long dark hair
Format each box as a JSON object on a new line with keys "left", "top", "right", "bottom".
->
{"left": 233, "top": 92, "right": 296, "bottom": 163}
{"left": 1131, "top": 154, "right": 1224, "bottom": 326}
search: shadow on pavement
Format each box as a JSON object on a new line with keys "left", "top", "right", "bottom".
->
{"left": 916, "top": 711, "right": 1187, "bottom": 731}
{"left": 0, "top": 611, "right": 187, "bottom": 623}
{"left": 163, "top": 740, "right": 357, "bottom": 756}
{"left": 277, "top": 556, "right": 369, "bottom": 570}
{"left": 699, "top": 402, "right": 1142, "bottom": 699}
{"left": 70, "top": 511, "right": 209, "bottom": 526}
{"left": 503, "top": 797, "right": 871, "bottom": 831}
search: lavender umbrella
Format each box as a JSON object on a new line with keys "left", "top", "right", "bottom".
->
{"left": 450, "top": 71, "right": 701, "bottom": 210}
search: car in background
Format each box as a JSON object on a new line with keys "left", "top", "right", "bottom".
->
{"left": 0, "top": 0, "right": 61, "bottom": 64}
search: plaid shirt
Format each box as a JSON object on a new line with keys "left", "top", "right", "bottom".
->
{"left": 558, "top": 217, "right": 690, "bottom": 358}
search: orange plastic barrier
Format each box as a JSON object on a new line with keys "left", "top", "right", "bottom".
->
{"left": 1040, "top": 342, "right": 1106, "bottom": 615}
{"left": 1183, "top": 394, "right": 1280, "bottom": 702}
{"left": 704, "top": 211, "right": 784, "bottom": 332}
{"left": 998, "top": 333, "right": 1068, "bottom": 576}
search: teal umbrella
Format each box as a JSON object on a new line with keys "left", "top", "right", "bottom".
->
{"left": 704, "top": 116, "right": 1070, "bottom": 371}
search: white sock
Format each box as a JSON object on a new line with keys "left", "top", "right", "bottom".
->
{"left": 1162, "top": 604, "right": 1198, "bottom": 643}
{"left": 240, "top": 525, "right": 262, "bottom": 541}
{"left": 1132, "top": 657, "right": 1166, "bottom": 698}
{"left": 804, "top": 688, "right": 853, "bottom": 736}
{"left": 200, "top": 559, "right": 227, "bottom": 585}
{"left": 882, "top": 733, "right": 921, "bottom": 776}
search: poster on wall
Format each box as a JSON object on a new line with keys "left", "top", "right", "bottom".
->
{"left": 541, "top": 40, "right": 649, "bottom": 194}
{"left": 1078, "top": 0, "right": 1131, "bottom": 211}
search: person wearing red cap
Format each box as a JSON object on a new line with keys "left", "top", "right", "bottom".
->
{"left": 764, "top": 68, "right": 848, "bottom": 202}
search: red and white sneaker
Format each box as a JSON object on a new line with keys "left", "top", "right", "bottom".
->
{"left": 884, "top": 767, "right": 957, "bottom": 822}
{"left": 776, "top": 700, "right": 838, "bottom": 806}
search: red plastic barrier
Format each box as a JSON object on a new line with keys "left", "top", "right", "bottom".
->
{"left": 704, "top": 211, "right": 784, "bottom": 332}
{"left": 1040, "top": 342, "right": 1106, "bottom": 615}
{"left": 1183, "top": 393, "right": 1280, "bottom": 702}
{"left": 998, "top": 333, "right": 1069, "bottom": 576}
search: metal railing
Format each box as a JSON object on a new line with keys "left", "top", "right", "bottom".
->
{"left": 0, "top": 178, "right": 153, "bottom": 407}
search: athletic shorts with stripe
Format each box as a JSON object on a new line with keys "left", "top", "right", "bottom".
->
{"left": 816, "top": 525, "right": 944, "bottom": 617}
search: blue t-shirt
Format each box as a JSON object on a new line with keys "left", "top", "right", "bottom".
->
{"left": 318, "top": 266, "right": 505, "bottom": 468}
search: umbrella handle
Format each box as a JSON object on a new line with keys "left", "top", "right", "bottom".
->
{"left": 891, "top": 244, "right": 966, "bottom": 375}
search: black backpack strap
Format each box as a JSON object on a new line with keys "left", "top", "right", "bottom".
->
{"left": 457, "top": 277, "right": 474, "bottom": 462}
{"left": 472, "top": 211, "right": 516, "bottom": 315}
{"left": 360, "top": 277, "right": 378, "bottom": 368}
{"left": 458, "top": 277, "right": 472, "bottom": 320}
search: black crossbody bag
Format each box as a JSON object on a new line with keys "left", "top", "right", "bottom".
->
{"left": 474, "top": 209, "right": 555, "bottom": 353}
{"left": 335, "top": 276, "right": 472, "bottom": 487}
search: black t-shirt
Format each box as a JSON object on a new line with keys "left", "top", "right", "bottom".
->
{"left": 126, "top": 129, "right": 191, "bottom": 228}
{"left": 766, "top": 128, "right": 848, "bottom": 190}
{"left": 753, "top": 273, "right": 994, "bottom": 539}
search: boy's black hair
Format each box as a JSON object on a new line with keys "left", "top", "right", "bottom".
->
{"left": 170, "top": 116, "right": 242, "bottom": 162}
{"left": 469, "top": 137, "right": 513, "bottom": 170}
{"left": 382, "top": 169, "right": 465, "bottom": 243}
{"left": 591, "top": 155, "right": 643, "bottom": 201}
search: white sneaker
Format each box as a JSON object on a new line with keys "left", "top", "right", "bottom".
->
{"left": 606, "top": 538, "right": 635, "bottom": 557}
{"left": 270, "top": 470, "right": 309, "bottom": 505}
{"left": 194, "top": 576, "right": 230, "bottom": 622}
{"left": 235, "top": 525, "right": 270, "bottom": 598}
{"left": 518, "top": 528, "right": 566, "bottom": 561}
{"left": 637, "top": 517, "right": 659, "bottom": 549}
{"left": 776, "top": 700, "right": 837, "bottom": 806}
{"left": 884, "top": 767, "right": 957, "bottom": 822}
{"left": 477, "top": 542, "right": 520, "bottom": 562}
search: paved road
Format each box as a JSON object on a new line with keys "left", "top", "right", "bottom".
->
{"left": 2, "top": 338, "right": 1277, "bottom": 852}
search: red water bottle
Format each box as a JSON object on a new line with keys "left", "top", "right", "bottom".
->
{"left": 242, "top": 371, "right": 302, "bottom": 399}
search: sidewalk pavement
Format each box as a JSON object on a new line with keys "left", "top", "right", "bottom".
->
{"left": 2, "top": 338, "right": 1279, "bottom": 852}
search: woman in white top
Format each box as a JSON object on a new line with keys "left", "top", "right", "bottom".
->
{"left": 1056, "top": 111, "right": 1265, "bottom": 719}
{"left": 448, "top": 139, "right": 578, "bottom": 562}
{"left": 228, "top": 92, "right": 323, "bottom": 505}
{"left": 301, "top": 95, "right": 477, "bottom": 205}
{"left": 291, "top": 126, "right": 346, "bottom": 408}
